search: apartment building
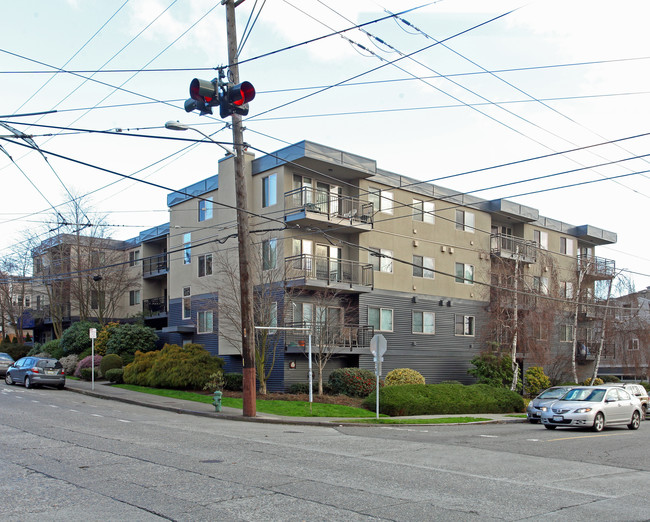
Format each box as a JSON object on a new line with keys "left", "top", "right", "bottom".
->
{"left": 159, "top": 140, "right": 617, "bottom": 390}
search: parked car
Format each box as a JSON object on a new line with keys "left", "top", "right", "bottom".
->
{"left": 526, "top": 386, "right": 574, "bottom": 423}
{"left": 602, "top": 383, "right": 649, "bottom": 419}
{"left": 5, "top": 357, "right": 65, "bottom": 389}
{"left": 0, "top": 352, "right": 14, "bottom": 377}
{"left": 541, "top": 386, "right": 642, "bottom": 432}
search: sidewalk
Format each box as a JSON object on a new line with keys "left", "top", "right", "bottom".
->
{"left": 63, "top": 379, "right": 526, "bottom": 427}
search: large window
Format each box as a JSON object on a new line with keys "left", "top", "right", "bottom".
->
{"left": 413, "top": 311, "right": 435, "bottom": 334}
{"left": 533, "top": 276, "right": 549, "bottom": 295}
{"left": 413, "top": 255, "right": 435, "bottom": 279}
{"left": 129, "top": 250, "right": 140, "bottom": 267}
{"left": 560, "top": 237, "right": 575, "bottom": 256}
{"left": 262, "top": 173, "right": 277, "bottom": 207}
{"left": 129, "top": 290, "right": 141, "bottom": 306}
{"left": 455, "top": 210, "right": 475, "bottom": 232}
{"left": 182, "top": 286, "right": 191, "bottom": 320}
{"left": 560, "top": 324, "right": 574, "bottom": 342}
{"left": 199, "top": 197, "right": 213, "bottom": 222}
{"left": 369, "top": 247, "right": 392, "bottom": 273}
{"left": 91, "top": 290, "right": 105, "bottom": 311}
{"left": 198, "top": 254, "right": 213, "bottom": 277}
{"left": 455, "top": 314, "right": 475, "bottom": 336}
{"left": 198, "top": 310, "right": 214, "bottom": 334}
{"left": 561, "top": 281, "right": 574, "bottom": 299}
{"left": 183, "top": 233, "right": 191, "bottom": 264}
{"left": 368, "top": 307, "right": 393, "bottom": 332}
{"left": 628, "top": 338, "right": 640, "bottom": 351}
{"left": 534, "top": 230, "right": 548, "bottom": 250}
{"left": 413, "top": 199, "right": 434, "bottom": 224}
{"left": 368, "top": 187, "right": 393, "bottom": 214}
{"left": 262, "top": 238, "right": 277, "bottom": 270}
{"left": 455, "top": 263, "right": 474, "bottom": 284}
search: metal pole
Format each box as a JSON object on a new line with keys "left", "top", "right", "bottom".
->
{"left": 91, "top": 337, "right": 95, "bottom": 391}
{"left": 308, "top": 333, "right": 313, "bottom": 409}
{"left": 225, "top": 0, "right": 256, "bottom": 417}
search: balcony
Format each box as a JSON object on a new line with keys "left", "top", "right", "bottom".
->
{"left": 143, "top": 254, "right": 168, "bottom": 278}
{"left": 143, "top": 297, "right": 167, "bottom": 319}
{"left": 284, "top": 321, "right": 374, "bottom": 354}
{"left": 575, "top": 341, "right": 615, "bottom": 364}
{"left": 490, "top": 234, "right": 537, "bottom": 264}
{"left": 578, "top": 254, "right": 615, "bottom": 280}
{"left": 285, "top": 254, "right": 373, "bottom": 293}
{"left": 42, "top": 303, "right": 72, "bottom": 324}
{"left": 284, "top": 187, "right": 373, "bottom": 231}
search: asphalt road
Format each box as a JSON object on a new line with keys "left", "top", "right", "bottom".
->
{"left": 2, "top": 383, "right": 650, "bottom": 521}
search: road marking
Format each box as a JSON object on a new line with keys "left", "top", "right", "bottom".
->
{"left": 479, "top": 435, "right": 498, "bottom": 438}
{"left": 118, "top": 419, "right": 131, "bottom": 423}
{"left": 49, "top": 404, "right": 58, "bottom": 408}
{"left": 91, "top": 414, "right": 103, "bottom": 418}
{"left": 547, "top": 433, "right": 631, "bottom": 441}
{"left": 31, "top": 400, "right": 39, "bottom": 403}
{"left": 69, "top": 409, "right": 79, "bottom": 412}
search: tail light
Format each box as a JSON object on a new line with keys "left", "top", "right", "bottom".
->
{"left": 30, "top": 367, "right": 41, "bottom": 374}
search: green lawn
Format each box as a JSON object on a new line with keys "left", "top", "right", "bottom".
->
{"left": 343, "top": 417, "right": 492, "bottom": 425}
{"left": 115, "top": 384, "right": 378, "bottom": 418}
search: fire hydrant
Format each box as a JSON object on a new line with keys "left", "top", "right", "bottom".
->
{"left": 212, "top": 390, "right": 223, "bottom": 412}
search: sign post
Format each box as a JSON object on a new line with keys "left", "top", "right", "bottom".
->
{"left": 369, "top": 334, "right": 387, "bottom": 419}
{"left": 89, "top": 328, "right": 97, "bottom": 390}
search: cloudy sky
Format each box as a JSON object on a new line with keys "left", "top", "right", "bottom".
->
{"left": 2, "top": 0, "right": 650, "bottom": 290}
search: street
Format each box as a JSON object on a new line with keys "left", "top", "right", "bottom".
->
{"left": 2, "top": 383, "right": 650, "bottom": 521}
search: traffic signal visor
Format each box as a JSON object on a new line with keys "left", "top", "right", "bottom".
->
{"left": 229, "top": 81, "right": 255, "bottom": 106}
{"left": 190, "top": 78, "right": 218, "bottom": 104}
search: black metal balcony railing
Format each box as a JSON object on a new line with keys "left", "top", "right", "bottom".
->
{"left": 284, "top": 187, "right": 373, "bottom": 226}
{"left": 285, "top": 254, "right": 374, "bottom": 289}
{"left": 575, "top": 341, "right": 615, "bottom": 363}
{"left": 143, "top": 297, "right": 167, "bottom": 318}
{"left": 577, "top": 254, "right": 615, "bottom": 280}
{"left": 283, "top": 321, "right": 374, "bottom": 351}
{"left": 143, "top": 253, "right": 168, "bottom": 277}
{"left": 41, "top": 303, "right": 72, "bottom": 323}
{"left": 490, "top": 233, "right": 537, "bottom": 263}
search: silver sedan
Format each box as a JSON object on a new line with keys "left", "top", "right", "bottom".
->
{"left": 541, "top": 386, "right": 642, "bottom": 432}
{"left": 526, "top": 386, "right": 574, "bottom": 423}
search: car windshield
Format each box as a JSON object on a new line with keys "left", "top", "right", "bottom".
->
{"left": 538, "top": 388, "right": 567, "bottom": 399}
{"left": 0, "top": 353, "right": 13, "bottom": 361}
{"left": 562, "top": 388, "right": 605, "bottom": 402}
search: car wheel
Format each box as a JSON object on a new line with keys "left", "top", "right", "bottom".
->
{"left": 544, "top": 425, "right": 556, "bottom": 430}
{"left": 24, "top": 376, "right": 32, "bottom": 389}
{"left": 57, "top": 383, "right": 65, "bottom": 390}
{"left": 642, "top": 405, "right": 647, "bottom": 421}
{"left": 5, "top": 373, "right": 13, "bottom": 385}
{"left": 592, "top": 412, "right": 605, "bottom": 432}
{"left": 628, "top": 411, "right": 641, "bottom": 430}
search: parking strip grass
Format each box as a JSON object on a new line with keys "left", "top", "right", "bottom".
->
{"left": 340, "top": 417, "right": 492, "bottom": 425}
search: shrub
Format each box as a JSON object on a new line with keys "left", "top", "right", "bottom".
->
{"left": 95, "top": 322, "right": 120, "bottom": 357}
{"left": 59, "top": 354, "right": 79, "bottom": 376}
{"left": 328, "top": 367, "right": 378, "bottom": 398}
{"left": 223, "top": 372, "right": 243, "bottom": 391}
{"left": 80, "top": 367, "right": 99, "bottom": 381}
{"left": 105, "top": 368, "right": 124, "bottom": 384}
{"left": 123, "top": 343, "right": 224, "bottom": 389}
{"left": 362, "top": 382, "right": 525, "bottom": 416}
{"left": 2, "top": 343, "right": 30, "bottom": 361}
{"left": 75, "top": 355, "right": 103, "bottom": 378}
{"left": 99, "top": 353, "right": 123, "bottom": 377}
{"left": 24, "top": 333, "right": 32, "bottom": 343}
{"left": 385, "top": 368, "right": 425, "bottom": 386}
{"left": 581, "top": 377, "right": 604, "bottom": 386}
{"left": 524, "top": 366, "right": 551, "bottom": 397}
{"left": 287, "top": 382, "right": 313, "bottom": 394}
{"left": 468, "top": 352, "right": 516, "bottom": 389}
{"left": 203, "top": 370, "right": 225, "bottom": 392}
{"left": 105, "top": 323, "right": 158, "bottom": 362}
{"left": 600, "top": 375, "right": 621, "bottom": 383}
{"left": 60, "top": 321, "right": 100, "bottom": 355}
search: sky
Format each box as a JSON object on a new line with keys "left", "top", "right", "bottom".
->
{"left": 1, "top": 0, "right": 650, "bottom": 291}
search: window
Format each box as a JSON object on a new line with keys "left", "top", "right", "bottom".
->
{"left": 269, "top": 302, "right": 278, "bottom": 334}
{"left": 413, "top": 255, "right": 434, "bottom": 279}
{"left": 129, "top": 290, "right": 141, "bottom": 306}
{"left": 560, "top": 237, "right": 575, "bottom": 256}
{"left": 533, "top": 276, "right": 549, "bottom": 295}
{"left": 455, "top": 314, "right": 475, "bottom": 336}
{"left": 90, "top": 251, "right": 105, "bottom": 269}
{"left": 262, "top": 238, "right": 277, "bottom": 270}
{"left": 534, "top": 230, "right": 548, "bottom": 250}
{"left": 198, "top": 254, "right": 213, "bottom": 277}
{"left": 369, "top": 247, "right": 392, "bottom": 273}
{"left": 368, "top": 187, "right": 392, "bottom": 214}
{"left": 560, "top": 324, "right": 574, "bottom": 342}
{"left": 199, "top": 197, "right": 213, "bottom": 222}
{"left": 24, "top": 295, "right": 31, "bottom": 308}
{"left": 182, "top": 286, "right": 191, "bottom": 320}
{"left": 198, "top": 310, "right": 214, "bottom": 334}
{"left": 561, "top": 281, "right": 574, "bottom": 299}
{"left": 413, "top": 311, "right": 435, "bottom": 334}
{"left": 628, "top": 338, "right": 640, "bottom": 351}
{"left": 455, "top": 210, "right": 475, "bottom": 232}
{"left": 183, "top": 233, "right": 191, "bottom": 264}
{"left": 368, "top": 307, "right": 393, "bottom": 331}
{"left": 129, "top": 250, "right": 140, "bottom": 267}
{"left": 413, "top": 199, "right": 434, "bottom": 224}
{"left": 91, "top": 290, "right": 105, "bottom": 311}
{"left": 455, "top": 263, "right": 474, "bottom": 284}
{"left": 262, "top": 173, "right": 277, "bottom": 207}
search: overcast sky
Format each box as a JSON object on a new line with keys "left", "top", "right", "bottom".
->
{"left": 2, "top": 0, "right": 649, "bottom": 290}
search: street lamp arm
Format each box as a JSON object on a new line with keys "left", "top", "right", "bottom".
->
{"left": 164, "top": 121, "right": 234, "bottom": 156}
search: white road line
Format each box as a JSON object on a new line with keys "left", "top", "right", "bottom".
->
{"left": 69, "top": 409, "right": 79, "bottom": 412}
{"left": 118, "top": 419, "right": 131, "bottom": 423}
{"left": 49, "top": 404, "right": 58, "bottom": 408}
{"left": 479, "top": 435, "right": 498, "bottom": 438}
{"left": 91, "top": 414, "right": 103, "bottom": 417}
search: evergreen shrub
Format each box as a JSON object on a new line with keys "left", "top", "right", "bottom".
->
{"left": 105, "top": 368, "right": 124, "bottom": 384}
{"left": 80, "top": 367, "right": 99, "bottom": 381}
{"left": 75, "top": 355, "right": 103, "bottom": 378}
{"left": 385, "top": 368, "right": 425, "bottom": 386}
{"left": 328, "top": 367, "right": 378, "bottom": 397}
{"left": 99, "top": 353, "right": 123, "bottom": 377}
{"left": 60, "top": 321, "right": 99, "bottom": 355}
{"left": 524, "top": 366, "right": 551, "bottom": 397}
{"left": 223, "top": 372, "right": 243, "bottom": 391}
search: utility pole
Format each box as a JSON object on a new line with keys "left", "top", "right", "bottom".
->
{"left": 224, "top": 0, "right": 256, "bottom": 417}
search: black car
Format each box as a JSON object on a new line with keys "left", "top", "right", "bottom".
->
{"left": 5, "top": 357, "right": 65, "bottom": 389}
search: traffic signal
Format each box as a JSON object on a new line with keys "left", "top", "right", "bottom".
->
{"left": 185, "top": 78, "right": 218, "bottom": 115}
{"left": 219, "top": 81, "right": 256, "bottom": 118}
{"left": 184, "top": 78, "right": 255, "bottom": 119}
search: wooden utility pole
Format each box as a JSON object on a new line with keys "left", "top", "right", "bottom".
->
{"left": 224, "top": 0, "right": 256, "bottom": 417}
